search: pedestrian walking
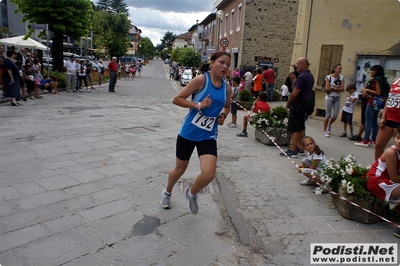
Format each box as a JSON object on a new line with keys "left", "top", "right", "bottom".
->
{"left": 65, "top": 55, "right": 77, "bottom": 92}
{"left": 160, "top": 51, "right": 231, "bottom": 214}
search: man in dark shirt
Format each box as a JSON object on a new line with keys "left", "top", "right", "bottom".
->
{"left": 280, "top": 57, "right": 314, "bottom": 158}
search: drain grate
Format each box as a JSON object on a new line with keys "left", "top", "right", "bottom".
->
{"left": 182, "top": 179, "right": 210, "bottom": 194}
{"left": 122, "top": 127, "right": 156, "bottom": 134}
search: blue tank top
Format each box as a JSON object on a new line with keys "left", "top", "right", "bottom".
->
{"left": 179, "top": 72, "right": 227, "bottom": 141}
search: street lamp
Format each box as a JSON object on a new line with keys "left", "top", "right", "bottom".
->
{"left": 216, "top": 10, "right": 224, "bottom": 51}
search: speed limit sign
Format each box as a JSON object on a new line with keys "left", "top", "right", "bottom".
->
{"left": 220, "top": 38, "right": 229, "bottom": 48}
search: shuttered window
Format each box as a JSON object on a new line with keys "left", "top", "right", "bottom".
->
{"left": 317, "top": 45, "right": 343, "bottom": 86}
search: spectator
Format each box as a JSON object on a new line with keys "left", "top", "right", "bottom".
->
{"left": 252, "top": 68, "right": 263, "bottom": 99}
{"left": 238, "top": 65, "right": 244, "bottom": 78}
{"left": 108, "top": 56, "right": 118, "bottom": 92}
{"left": 339, "top": 84, "right": 358, "bottom": 138}
{"left": 239, "top": 76, "right": 246, "bottom": 92}
{"left": 232, "top": 67, "right": 240, "bottom": 78}
{"left": 262, "top": 66, "right": 276, "bottom": 101}
{"left": 237, "top": 91, "right": 270, "bottom": 137}
{"left": 355, "top": 65, "right": 390, "bottom": 147}
{"left": 322, "top": 64, "right": 344, "bottom": 137}
{"left": 97, "top": 60, "right": 104, "bottom": 87}
{"left": 366, "top": 128, "right": 400, "bottom": 238}
{"left": 23, "top": 64, "right": 35, "bottom": 99}
{"left": 40, "top": 76, "right": 59, "bottom": 94}
{"left": 298, "top": 136, "right": 328, "bottom": 194}
{"left": 281, "top": 82, "right": 289, "bottom": 101}
{"left": 279, "top": 57, "right": 314, "bottom": 158}
{"left": 33, "top": 58, "right": 42, "bottom": 98}
{"left": 374, "top": 77, "right": 400, "bottom": 160}
{"left": 0, "top": 45, "right": 5, "bottom": 98}
{"left": 76, "top": 60, "right": 89, "bottom": 92}
{"left": 15, "top": 61, "right": 27, "bottom": 101}
{"left": 3, "top": 50, "right": 21, "bottom": 106}
{"left": 65, "top": 55, "right": 77, "bottom": 92}
{"left": 86, "top": 60, "right": 95, "bottom": 90}
{"left": 244, "top": 67, "right": 253, "bottom": 91}
{"left": 227, "top": 76, "right": 241, "bottom": 128}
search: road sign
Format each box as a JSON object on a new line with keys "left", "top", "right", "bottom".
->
{"left": 202, "top": 51, "right": 207, "bottom": 57}
{"left": 220, "top": 38, "right": 229, "bottom": 48}
{"left": 31, "top": 24, "right": 47, "bottom": 30}
{"left": 206, "top": 46, "right": 216, "bottom": 53}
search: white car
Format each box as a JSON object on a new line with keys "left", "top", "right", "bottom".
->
{"left": 180, "top": 69, "right": 192, "bottom": 86}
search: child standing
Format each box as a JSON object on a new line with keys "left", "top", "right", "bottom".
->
{"left": 340, "top": 84, "right": 358, "bottom": 138}
{"left": 227, "top": 77, "right": 240, "bottom": 128}
{"left": 239, "top": 76, "right": 246, "bottom": 92}
{"left": 281, "top": 82, "right": 289, "bottom": 101}
{"left": 236, "top": 91, "right": 270, "bottom": 137}
{"left": 298, "top": 136, "right": 328, "bottom": 194}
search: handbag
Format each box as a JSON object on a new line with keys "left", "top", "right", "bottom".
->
{"left": 372, "top": 96, "right": 386, "bottom": 111}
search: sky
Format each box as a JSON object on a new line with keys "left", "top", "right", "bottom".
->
{"left": 124, "top": 0, "right": 216, "bottom": 46}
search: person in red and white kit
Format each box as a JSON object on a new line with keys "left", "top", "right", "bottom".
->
{"left": 375, "top": 77, "right": 400, "bottom": 160}
{"left": 366, "top": 128, "right": 400, "bottom": 238}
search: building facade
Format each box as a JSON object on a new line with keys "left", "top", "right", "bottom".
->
{"left": 213, "top": 0, "right": 299, "bottom": 86}
{"left": 293, "top": 0, "right": 400, "bottom": 120}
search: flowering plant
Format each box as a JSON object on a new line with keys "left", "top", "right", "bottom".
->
{"left": 317, "top": 155, "right": 380, "bottom": 200}
{"left": 249, "top": 106, "right": 288, "bottom": 130}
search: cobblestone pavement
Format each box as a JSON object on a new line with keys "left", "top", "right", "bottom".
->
{"left": 0, "top": 60, "right": 399, "bottom": 266}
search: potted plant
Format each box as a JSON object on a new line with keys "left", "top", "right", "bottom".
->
{"left": 249, "top": 105, "right": 291, "bottom": 146}
{"left": 237, "top": 90, "right": 254, "bottom": 110}
{"left": 317, "top": 155, "right": 389, "bottom": 223}
{"left": 273, "top": 89, "right": 281, "bottom": 101}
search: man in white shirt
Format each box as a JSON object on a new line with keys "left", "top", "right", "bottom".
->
{"left": 64, "top": 56, "right": 77, "bottom": 92}
{"left": 244, "top": 68, "right": 253, "bottom": 91}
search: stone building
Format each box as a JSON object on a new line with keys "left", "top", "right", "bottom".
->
{"left": 213, "top": 0, "right": 299, "bottom": 87}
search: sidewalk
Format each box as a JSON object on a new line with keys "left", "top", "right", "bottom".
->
{"left": 0, "top": 64, "right": 398, "bottom": 265}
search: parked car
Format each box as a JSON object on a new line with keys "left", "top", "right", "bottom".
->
{"left": 180, "top": 68, "right": 192, "bottom": 86}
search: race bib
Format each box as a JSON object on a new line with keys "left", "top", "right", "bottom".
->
{"left": 387, "top": 94, "right": 400, "bottom": 108}
{"left": 191, "top": 112, "right": 217, "bottom": 131}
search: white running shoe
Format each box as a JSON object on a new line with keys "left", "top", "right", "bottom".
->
{"left": 160, "top": 189, "right": 171, "bottom": 209}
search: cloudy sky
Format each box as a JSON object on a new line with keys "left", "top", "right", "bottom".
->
{"left": 125, "top": 0, "right": 215, "bottom": 46}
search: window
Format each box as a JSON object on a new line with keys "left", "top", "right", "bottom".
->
{"left": 224, "top": 13, "right": 228, "bottom": 37}
{"left": 354, "top": 55, "right": 400, "bottom": 92}
{"left": 219, "top": 18, "right": 222, "bottom": 39}
{"left": 230, "top": 9, "right": 234, "bottom": 35}
{"left": 317, "top": 45, "right": 343, "bottom": 86}
{"left": 237, "top": 3, "right": 242, "bottom": 32}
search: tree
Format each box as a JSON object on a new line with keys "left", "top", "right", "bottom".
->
{"left": 157, "top": 31, "right": 175, "bottom": 52}
{"left": 92, "top": 9, "right": 130, "bottom": 59}
{"left": 137, "top": 37, "right": 155, "bottom": 60}
{"left": 171, "top": 47, "right": 201, "bottom": 67}
{"left": 11, "top": 0, "right": 93, "bottom": 72}
{"left": 97, "top": 0, "right": 128, "bottom": 15}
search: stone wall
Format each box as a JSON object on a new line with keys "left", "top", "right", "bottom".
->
{"left": 241, "top": 0, "right": 299, "bottom": 87}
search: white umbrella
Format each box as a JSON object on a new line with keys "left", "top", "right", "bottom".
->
{"left": 0, "top": 36, "right": 48, "bottom": 50}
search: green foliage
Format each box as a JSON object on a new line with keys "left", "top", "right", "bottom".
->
{"left": 44, "top": 70, "right": 66, "bottom": 88}
{"left": 249, "top": 106, "right": 288, "bottom": 130}
{"left": 238, "top": 90, "right": 253, "bottom": 101}
{"left": 170, "top": 47, "right": 200, "bottom": 67}
{"left": 11, "top": 0, "right": 93, "bottom": 72}
{"left": 92, "top": 10, "right": 130, "bottom": 58}
{"left": 137, "top": 37, "right": 155, "bottom": 60}
{"left": 318, "top": 155, "right": 385, "bottom": 204}
{"left": 156, "top": 31, "right": 175, "bottom": 52}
